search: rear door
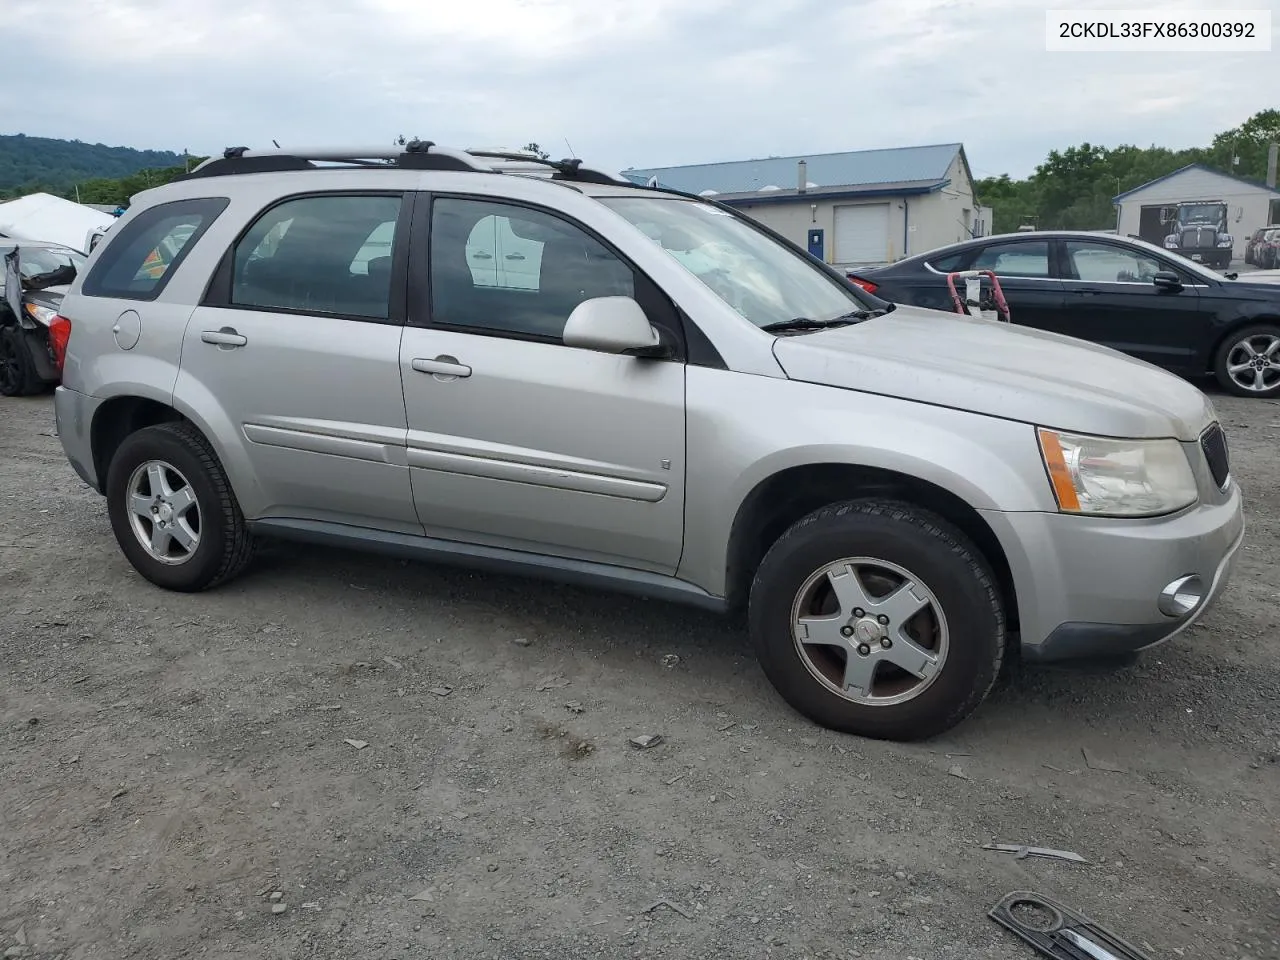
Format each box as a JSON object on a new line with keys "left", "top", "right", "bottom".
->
{"left": 1053, "top": 238, "right": 1203, "bottom": 370}
{"left": 179, "top": 191, "right": 420, "bottom": 532}
{"left": 397, "top": 193, "right": 687, "bottom": 572}
{"left": 965, "top": 238, "right": 1067, "bottom": 332}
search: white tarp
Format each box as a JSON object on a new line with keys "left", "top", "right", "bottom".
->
{"left": 0, "top": 192, "right": 115, "bottom": 253}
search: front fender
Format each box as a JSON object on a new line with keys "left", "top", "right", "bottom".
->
{"left": 676, "top": 368, "right": 1055, "bottom": 597}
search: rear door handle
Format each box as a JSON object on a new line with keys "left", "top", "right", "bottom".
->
{"left": 201, "top": 328, "right": 248, "bottom": 347}
{"left": 412, "top": 356, "right": 472, "bottom": 379}
{"left": 505, "top": 253, "right": 525, "bottom": 260}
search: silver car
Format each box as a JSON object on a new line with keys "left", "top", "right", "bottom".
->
{"left": 50, "top": 143, "right": 1244, "bottom": 741}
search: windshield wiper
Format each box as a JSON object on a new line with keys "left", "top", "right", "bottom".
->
{"left": 760, "top": 306, "right": 892, "bottom": 333}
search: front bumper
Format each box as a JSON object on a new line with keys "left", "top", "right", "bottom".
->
{"left": 981, "top": 478, "right": 1245, "bottom": 662}
{"left": 53, "top": 385, "right": 104, "bottom": 491}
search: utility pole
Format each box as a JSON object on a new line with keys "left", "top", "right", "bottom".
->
{"left": 1267, "top": 142, "right": 1278, "bottom": 189}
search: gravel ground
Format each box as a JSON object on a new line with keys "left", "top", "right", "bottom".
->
{"left": 2, "top": 388, "right": 1278, "bottom": 960}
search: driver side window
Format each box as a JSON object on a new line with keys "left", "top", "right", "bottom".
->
{"left": 1063, "top": 240, "right": 1164, "bottom": 283}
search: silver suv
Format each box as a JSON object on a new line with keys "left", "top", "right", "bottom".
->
{"left": 51, "top": 143, "right": 1244, "bottom": 741}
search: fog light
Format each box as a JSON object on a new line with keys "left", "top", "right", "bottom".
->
{"left": 1158, "top": 575, "right": 1204, "bottom": 617}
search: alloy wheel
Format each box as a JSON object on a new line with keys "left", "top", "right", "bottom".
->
{"left": 790, "top": 557, "right": 949, "bottom": 706}
{"left": 0, "top": 335, "right": 20, "bottom": 394}
{"left": 1225, "top": 333, "right": 1280, "bottom": 393}
{"left": 126, "top": 460, "right": 202, "bottom": 565}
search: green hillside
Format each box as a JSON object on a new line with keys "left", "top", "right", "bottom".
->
{"left": 0, "top": 133, "right": 186, "bottom": 198}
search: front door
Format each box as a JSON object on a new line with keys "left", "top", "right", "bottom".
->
{"left": 966, "top": 238, "right": 1067, "bottom": 333}
{"left": 180, "top": 192, "right": 420, "bottom": 532}
{"left": 1054, "top": 238, "right": 1204, "bottom": 371}
{"left": 399, "top": 194, "right": 687, "bottom": 573}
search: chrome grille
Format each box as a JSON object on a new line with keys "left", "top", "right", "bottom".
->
{"left": 1200, "top": 423, "right": 1230, "bottom": 489}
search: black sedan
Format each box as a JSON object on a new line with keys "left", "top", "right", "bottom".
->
{"left": 847, "top": 231, "right": 1280, "bottom": 398}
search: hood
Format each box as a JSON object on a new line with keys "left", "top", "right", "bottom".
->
{"left": 770, "top": 305, "right": 1217, "bottom": 441}
{"left": 1230, "top": 270, "right": 1280, "bottom": 287}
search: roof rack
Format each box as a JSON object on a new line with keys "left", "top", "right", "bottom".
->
{"left": 464, "top": 150, "right": 631, "bottom": 186}
{"left": 178, "top": 141, "right": 632, "bottom": 186}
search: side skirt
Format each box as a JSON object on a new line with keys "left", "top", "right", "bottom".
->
{"left": 248, "top": 517, "right": 729, "bottom": 614}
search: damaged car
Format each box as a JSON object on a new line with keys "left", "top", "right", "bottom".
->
{"left": 1, "top": 241, "right": 81, "bottom": 396}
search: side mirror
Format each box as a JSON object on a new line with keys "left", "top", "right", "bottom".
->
{"left": 1153, "top": 271, "right": 1182, "bottom": 291}
{"left": 562, "top": 296, "right": 665, "bottom": 356}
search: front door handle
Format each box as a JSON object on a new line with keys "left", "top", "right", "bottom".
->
{"left": 201, "top": 328, "right": 248, "bottom": 347}
{"left": 412, "top": 355, "right": 472, "bottom": 379}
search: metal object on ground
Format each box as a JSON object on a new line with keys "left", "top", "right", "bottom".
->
{"left": 989, "top": 891, "right": 1154, "bottom": 960}
{"left": 982, "top": 843, "right": 1088, "bottom": 864}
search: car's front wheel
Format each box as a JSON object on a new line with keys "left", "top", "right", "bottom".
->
{"left": 748, "top": 499, "right": 1005, "bottom": 741}
{"left": 0, "top": 327, "right": 40, "bottom": 396}
{"left": 105, "top": 421, "right": 255, "bottom": 591}
{"left": 1213, "top": 324, "right": 1280, "bottom": 398}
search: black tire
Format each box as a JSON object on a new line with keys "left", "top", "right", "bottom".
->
{"left": 748, "top": 499, "right": 1004, "bottom": 741}
{"left": 0, "top": 326, "right": 40, "bottom": 397}
{"left": 1213, "top": 323, "right": 1280, "bottom": 399}
{"left": 105, "top": 421, "right": 255, "bottom": 591}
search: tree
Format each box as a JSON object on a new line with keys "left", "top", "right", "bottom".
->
{"left": 522, "top": 142, "right": 550, "bottom": 160}
{"left": 975, "top": 108, "right": 1279, "bottom": 233}
{"left": 1208, "top": 109, "right": 1280, "bottom": 181}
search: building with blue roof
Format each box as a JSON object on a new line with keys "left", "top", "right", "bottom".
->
{"left": 624, "top": 143, "right": 990, "bottom": 267}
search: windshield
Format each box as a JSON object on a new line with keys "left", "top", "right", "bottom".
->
{"left": 599, "top": 195, "right": 873, "bottom": 328}
{"left": 1178, "top": 204, "right": 1224, "bottom": 224}
{"left": 0, "top": 245, "right": 86, "bottom": 280}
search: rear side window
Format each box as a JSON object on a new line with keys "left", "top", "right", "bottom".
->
{"left": 926, "top": 250, "right": 970, "bottom": 272}
{"left": 82, "top": 197, "right": 227, "bottom": 301}
{"left": 230, "top": 194, "right": 404, "bottom": 320}
{"left": 970, "top": 240, "right": 1050, "bottom": 277}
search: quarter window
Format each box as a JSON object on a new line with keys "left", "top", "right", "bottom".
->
{"left": 429, "top": 197, "right": 635, "bottom": 339}
{"left": 970, "top": 240, "right": 1050, "bottom": 278}
{"left": 231, "top": 194, "right": 403, "bottom": 319}
{"left": 82, "top": 197, "right": 227, "bottom": 300}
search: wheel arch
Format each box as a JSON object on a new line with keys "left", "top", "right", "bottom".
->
{"left": 90, "top": 395, "right": 188, "bottom": 493}
{"left": 723, "top": 462, "right": 1019, "bottom": 634}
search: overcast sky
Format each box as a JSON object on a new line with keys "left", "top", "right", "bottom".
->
{"left": 4, "top": 0, "right": 1275, "bottom": 180}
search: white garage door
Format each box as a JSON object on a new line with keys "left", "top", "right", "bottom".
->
{"left": 834, "top": 203, "right": 890, "bottom": 265}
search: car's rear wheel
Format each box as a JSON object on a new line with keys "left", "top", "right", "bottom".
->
{"left": 748, "top": 499, "right": 1004, "bottom": 741}
{"left": 0, "top": 326, "right": 40, "bottom": 396}
{"left": 105, "top": 421, "right": 255, "bottom": 591}
{"left": 1213, "top": 324, "right": 1280, "bottom": 398}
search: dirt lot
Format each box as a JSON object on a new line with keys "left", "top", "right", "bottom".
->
{"left": 2, "top": 388, "right": 1278, "bottom": 960}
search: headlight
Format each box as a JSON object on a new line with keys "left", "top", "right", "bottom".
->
{"left": 1217, "top": 236, "right": 1233, "bottom": 247}
{"left": 23, "top": 302, "right": 57, "bottom": 326}
{"left": 1037, "top": 428, "right": 1198, "bottom": 517}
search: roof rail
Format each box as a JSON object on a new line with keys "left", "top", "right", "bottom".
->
{"left": 177, "top": 142, "right": 632, "bottom": 186}
{"left": 465, "top": 150, "right": 631, "bottom": 186}
{"left": 182, "top": 142, "right": 495, "bottom": 180}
